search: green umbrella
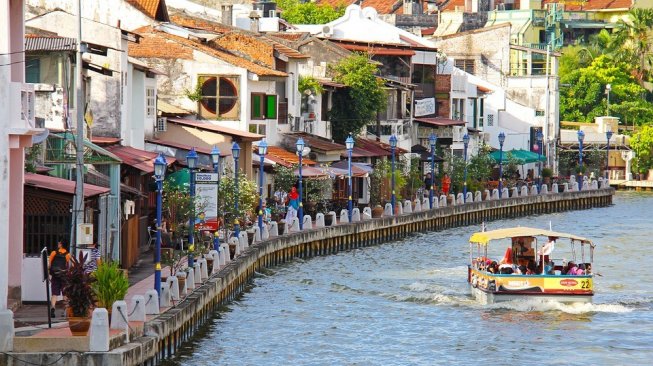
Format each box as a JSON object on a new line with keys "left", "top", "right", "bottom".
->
{"left": 166, "top": 168, "right": 190, "bottom": 189}
{"left": 489, "top": 149, "right": 546, "bottom": 165}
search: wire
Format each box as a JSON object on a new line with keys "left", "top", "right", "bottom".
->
{"left": 1, "top": 351, "right": 76, "bottom": 366}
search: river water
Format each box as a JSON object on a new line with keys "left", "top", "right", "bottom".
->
{"left": 166, "top": 192, "right": 653, "bottom": 366}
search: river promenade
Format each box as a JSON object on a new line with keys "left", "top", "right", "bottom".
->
{"left": 1, "top": 184, "right": 614, "bottom": 365}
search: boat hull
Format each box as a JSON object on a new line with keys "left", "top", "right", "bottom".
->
{"left": 470, "top": 284, "right": 593, "bottom": 304}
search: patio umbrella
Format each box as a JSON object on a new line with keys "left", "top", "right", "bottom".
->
{"left": 489, "top": 149, "right": 546, "bottom": 165}
{"left": 330, "top": 161, "right": 373, "bottom": 174}
{"left": 294, "top": 166, "right": 330, "bottom": 179}
{"left": 166, "top": 168, "right": 190, "bottom": 189}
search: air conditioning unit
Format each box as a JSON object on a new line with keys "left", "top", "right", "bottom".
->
{"left": 322, "top": 25, "right": 333, "bottom": 38}
{"left": 156, "top": 117, "right": 167, "bottom": 132}
{"left": 269, "top": 10, "right": 276, "bottom": 18}
{"left": 77, "top": 223, "right": 94, "bottom": 245}
{"left": 21, "top": 84, "right": 36, "bottom": 129}
{"left": 304, "top": 120, "right": 314, "bottom": 134}
{"left": 293, "top": 116, "right": 301, "bottom": 132}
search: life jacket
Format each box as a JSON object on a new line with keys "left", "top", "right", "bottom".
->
{"left": 50, "top": 250, "right": 67, "bottom": 277}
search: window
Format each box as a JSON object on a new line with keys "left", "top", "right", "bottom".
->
{"left": 487, "top": 114, "right": 494, "bottom": 126}
{"left": 455, "top": 59, "right": 475, "bottom": 75}
{"left": 452, "top": 98, "right": 464, "bottom": 120}
{"left": 251, "top": 93, "right": 277, "bottom": 119}
{"left": 198, "top": 75, "right": 239, "bottom": 119}
{"left": 386, "top": 89, "right": 397, "bottom": 120}
{"left": 25, "top": 57, "right": 40, "bottom": 83}
{"left": 478, "top": 98, "right": 484, "bottom": 128}
{"left": 146, "top": 87, "right": 155, "bottom": 117}
{"left": 535, "top": 110, "right": 545, "bottom": 117}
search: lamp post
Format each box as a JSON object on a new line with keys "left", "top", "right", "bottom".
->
{"left": 257, "top": 140, "right": 268, "bottom": 233}
{"left": 606, "top": 83, "right": 611, "bottom": 116}
{"left": 498, "top": 132, "right": 506, "bottom": 198}
{"left": 345, "top": 135, "right": 354, "bottom": 222}
{"left": 536, "top": 130, "right": 543, "bottom": 193}
{"left": 389, "top": 134, "right": 397, "bottom": 216}
{"left": 232, "top": 142, "right": 241, "bottom": 239}
{"left": 296, "top": 138, "right": 305, "bottom": 229}
{"left": 605, "top": 129, "right": 613, "bottom": 180}
{"left": 153, "top": 153, "right": 167, "bottom": 300}
{"left": 462, "top": 134, "right": 470, "bottom": 202}
{"left": 186, "top": 148, "right": 198, "bottom": 268}
{"left": 577, "top": 130, "right": 585, "bottom": 191}
{"left": 429, "top": 133, "right": 437, "bottom": 209}
{"left": 210, "top": 146, "right": 221, "bottom": 251}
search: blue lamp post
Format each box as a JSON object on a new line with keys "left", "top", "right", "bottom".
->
{"left": 153, "top": 153, "right": 167, "bottom": 300}
{"left": 210, "top": 146, "right": 221, "bottom": 251}
{"left": 389, "top": 134, "right": 397, "bottom": 215}
{"left": 345, "top": 135, "right": 354, "bottom": 222}
{"left": 462, "top": 134, "right": 470, "bottom": 202}
{"left": 536, "top": 130, "right": 543, "bottom": 193}
{"left": 606, "top": 129, "right": 613, "bottom": 179}
{"left": 186, "top": 148, "right": 198, "bottom": 268}
{"left": 232, "top": 142, "right": 241, "bottom": 239}
{"left": 498, "top": 132, "right": 506, "bottom": 198}
{"left": 296, "top": 138, "right": 305, "bottom": 229}
{"left": 429, "top": 133, "right": 437, "bottom": 209}
{"left": 257, "top": 140, "right": 268, "bottom": 233}
{"left": 577, "top": 130, "right": 585, "bottom": 191}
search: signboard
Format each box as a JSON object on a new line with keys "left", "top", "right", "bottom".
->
{"left": 195, "top": 173, "right": 219, "bottom": 231}
{"left": 414, "top": 98, "right": 435, "bottom": 117}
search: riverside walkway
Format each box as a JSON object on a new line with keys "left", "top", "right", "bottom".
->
{"left": 2, "top": 181, "right": 614, "bottom": 365}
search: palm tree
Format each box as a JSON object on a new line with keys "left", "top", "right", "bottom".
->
{"left": 612, "top": 8, "right": 653, "bottom": 84}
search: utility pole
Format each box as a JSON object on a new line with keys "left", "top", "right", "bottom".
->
{"left": 71, "top": 0, "right": 85, "bottom": 256}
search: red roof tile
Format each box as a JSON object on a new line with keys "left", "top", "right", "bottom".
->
{"left": 541, "top": 0, "right": 632, "bottom": 11}
{"left": 338, "top": 43, "right": 416, "bottom": 56}
{"left": 25, "top": 173, "right": 110, "bottom": 198}
{"left": 265, "top": 146, "right": 316, "bottom": 167}
{"left": 145, "top": 138, "right": 227, "bottom": 156}
{"left": 284, "top": 132, "right": 346, "bottom": 153}
{"left": 414, "top": 117, "right": 466, "bottom": 127}
{"left": 104, "top": 145, "right": 176, "bottom": 173}
{"left": 346, "top": 137, "right": 407, "bottom": 158}
{"left": 125, "top": 0, "right": 169, "bottom": 21}
{"left": 167, "top": 118, "right": 264, "bottom": 141}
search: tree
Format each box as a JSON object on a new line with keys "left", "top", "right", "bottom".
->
{"left": 611, "top": 8, "right": 653, "bottom": 84}
{"left": 217, "top": 168, "right": 258, "bottom": 230}
{"left": 329, "top": 53, "right": 386, "bottom": 142}
{"left": 277, "top": 0, "right": 345, "bottom": 24}
{"left": 631, "top": 125, "right": 653, "bottom": 175}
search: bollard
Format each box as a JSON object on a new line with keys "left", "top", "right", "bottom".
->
{"left": 220, "top": 243, "right": 230, "bottom": 264}
{"left": 456, "top": 193, "right": 464, "bottom": 205}
{"left": 492, "top": 189, "right": 500, "bottom": 200}
{"left": 144, "top": 290, "right": 159, "bottom": 315}
{"left": 530, "top": 185, "right": 538, "bottom": 196}
{"left": 475, "top": 191, "right": 482, "bottom": 202}
{"left": 520, "top": 186, "right": 528, "bottom": 196}
{"left": 439, "top": 195, "right": 447, "bottom": 207}
{"left": 110, "top": 300, "right": 129, "bottom": 340}
{"left": 396, "top": 203, "right": 403, "bottom": 215}
{"left": 166, "top": 276, "right": 180, "bottom": 301}
{"left": 89, "top": 308, "right": 110, "bottom": 352}
{"left": 238, "top": 232, "right": 248, "bottom": 250}
{"left": 541, "top": 184, "right": 549, "bottom": 194}
{"left": 340, "top": 209, "right": 349, "bottom": 224}
{"left": 327, "top": 211, "right": 337, "bottom": 225}
{"left": 414, "top": 199, "right": 421, "bottom": 212}
{"left": 303, "top": 215, "right": 313, "bottom": 229}
{"left": 130, "top": 295, "right": 146, "bottom": 322}
{"left": 269, "top": 221, "right": 279, "bottom": 237}
{"left": 252, "top": 226, "right": 261, "bottom": 243}
{"left": 352, "top": 208, "right": 361, "bottom": 222}
{"left": 0, "top": 309, "right": 13, "bottom": 352}
{"left": 363, "top": 207, "right": 372, "bottom": 220}
{"left": 186, "top": 268, "right": 196, "bottom": 290}
{"left": 384, "top": 203, "right": 393, "bottom": 216}
{"left": 448, "top": 194, "right": 456, "bottom": 206}
{"left": 421, "top": 197, "right": 429, "bottom": 210}
{"left": 262, "top": 224, "right": 270, "bottom": 240}
{"left": 159, "top": 282, "right": 171, "bottom": 307}
{"left": 198, "top": 258, "right": 209, "bottom": 280}
{"left": 465, "top": 192, "right": 473, "bottom": 203}
{"left": 175, "top": 271, "right": 187, "bottom": 296}
{"left": 289, "top": 217, "right": 301, "bottom": 232}
{"left": 193, "top": 263, "right": 201, "bottom": 284}
{"left": 403, "top": 200, "right": 412, "bottom": 214}
{"left": 315, "top": 213, "right": 325, "bottom": 227}
{"left": 229, "top": 237, "right": 240, "bottom": 257}
{"left": 510, "top": 187, "right": 518, "bottom": 198}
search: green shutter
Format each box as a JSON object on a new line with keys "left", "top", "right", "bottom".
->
{"left": 265, "top": 95, "right": 277, "bottom": 119}
{"left": 252, "top": 94, "right": 262, "bottom": 118}
{"left": 25, "top": 58, "right": 40, "bottom": 83}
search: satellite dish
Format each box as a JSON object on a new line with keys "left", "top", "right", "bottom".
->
{"left": 32, "top": 128, "right": 50, "bottom": 144}
{"left": 297, "top": 146, "right": 311, "bottom": 157}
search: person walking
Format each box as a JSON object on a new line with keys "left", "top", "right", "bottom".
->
{"left": 284, "top": 185, "right": 300, "bottom": 224}
{"left": 84, "top": 242, "right": 102, "bottom": 274}
{"left": 48, "top": 239, "right": 71, "bottom": 318}
{"left": 441, "top": 173, "right": 451, "bottom": 196}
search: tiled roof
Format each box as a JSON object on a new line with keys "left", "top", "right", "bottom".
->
{"left": 541, "top": 0, "right": 632, "bottom": 11}
{"left": 25, "top": 35, "right": 76, "bottom": 51}
{"left": 91, "top": 136, "right": 122, "bottom": 145}
{"left": 265, "top": 146, "right": 316, "bottom": 167}
{"left": 346, "top": 137, "right": 408, "bottom": 158}
{"left": 438, "top": 0, "right": 465, "bottom": 11}
{"left": 316, "top": 0, "right": 430, "bottom": 14}
{"left": 105, "top": 145, "right": 177, "bottom": 173}
{"left": 283, "top": 132, "right": 346, "bottom": 153}
{"left": 25, "top": 173, "right": 110, "bottom": 198}
{"left": 129, "top": 27, "right": 287, "bottom": 77}
{"left": 145, "top": 138, "right": 225, "bottom": 156}
{"left": 125, "top": 0, "right": 169, "bottom": 21}
{"left": 170, "top": 14, "right": 235, "bottom": 34}
{"left": 167, "top": 118, "right": 264, "bottom": 141}
{"left": 414, "top": 117, "right": 466, "bottom": 127}
{"left": 337, "top": 43, "right": 416, "bottom": 56}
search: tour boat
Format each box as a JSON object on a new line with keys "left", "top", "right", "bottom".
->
{"left": 467, "top": 227, "right": 595, "bottom": 304}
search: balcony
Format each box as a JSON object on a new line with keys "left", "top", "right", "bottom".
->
{"left": 8, "top": 82, "right": 43, "bottom": 136}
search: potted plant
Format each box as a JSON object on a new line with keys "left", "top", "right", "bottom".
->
{"left": 163, "top": 250, "right": 187, "bottom": 291}
{"left": 62, "top": 252, "right": 96, "bottom": 336}
{"left": 91, "top": 261, "right": 129, "bottom": 322}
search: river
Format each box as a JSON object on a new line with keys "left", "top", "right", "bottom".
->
{"left": 165, "top": 192, "right": 653, "bottom": 365}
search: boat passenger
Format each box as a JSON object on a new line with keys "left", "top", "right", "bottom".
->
{"left": 566, "top": 261, "right": 581, "bottom": 275}
{"left": 544, "top": 261, "right": 555, "bottom": 275}
{"left": 488, "top": 261, "right": 498, "bottom": 274}
{"left": 526, "top": 261, "right": 537, "bottom": 275}
{"left": 577, "top": 263, "right": 587, "bottom": 275}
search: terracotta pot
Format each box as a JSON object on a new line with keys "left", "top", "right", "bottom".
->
{"left": 324, "top": 214, "right": 333, "bottom": 226}
{"left": 68, "top": 317, "right": 91, "bottom": 336}
{"left": 371, "top": 205, "right": 384, "bottom": 218}
{"left": 206, "top": 259, "right": 214, "bottom": 274}
{"left": 177, "top": 276, "right": 186, "bottom": 292}
{"left": 161, "top": 276, "right": 168, "bottom": 283}
{"left": 278, "top": 222, "right": 286, "bottom": 235}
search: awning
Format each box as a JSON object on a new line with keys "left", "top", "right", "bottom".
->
{"left": 283, "top": 132, "right": 346, "bottom": 154}
{"left": 25, "top": 172, "right": 110, "bottom": 198}
{"left": 489, "top": 149, "right": 546, "bottom": 164}
{"left": 337, "top": 43, "right": 416, "bottom": 56}
{"left": 414, "top": 117, "right": 466, "bottom": 127}
{"left": 344, "top": 138, "right": 408, "bottom": 158}
{"left": 469, "top": 227, "right": 592, "bottom": 246}
{"left": 561, "top": 20, "right": 616, "bottom": 29}
{"left": 331, "top": 160, "right": 373, "bottom": 174}
{"left": 293, "top": 165, "right": 367, "bottom": 179}
{"left": 167, "top": 118, "right": 264, "bottom": 141}
{"left": 104, "top": 145, "right": 177, "bottom": 174}
{"left": 48, "top": 133, "right": 122, "bottom": 164}
{"left": 267, "top": 146, "right": 316, "bottom": 167}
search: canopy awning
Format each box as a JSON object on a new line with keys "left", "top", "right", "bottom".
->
{"left": 105, "top": 145, "right": 176, "bottom": 173}
{"left": 469, "top": 227, "right": 592, "bottom": 246}
{"left": 331, "top": 160, "right": 373, "bottom": 174}
{"left": 25, "top": 172, "right": 110, "bottom": 198}
{"left": 489, "top": 149, "right": 546, "bottom": 164}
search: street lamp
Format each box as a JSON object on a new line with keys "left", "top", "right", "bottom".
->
{"left": 536, "top": 130, "right": 543, "bottom": 193}
{"left": 462, "top": 134, "right": 470, "bottom": 202}
{"left": 577, "top": 130, "right": 585, "bottom": 191}
{"left": 257, "top": 140, "right": 268, "bottom": 233}
{"left": 210, "top": 146, "right": 221, "bottom": 251}
{"left": 606, "top": 129, "right": 613, "bottom": 180}
{"left": 345, "top": 135, "right": 354, "bottom": 222}
{"left": 429, "top": 133, "right": 437, "bottom": 209}
{"left": 153, "top": 153, "right": 167, "bottom": 301}
{"left": 389, "top": 134, "right": 397, "bottom": 215}
{"left": 186, "top": 148, "right": 198, "bottom": 268}
{"left": 296, "top": 138, "right": 305, "bottom": 229}
{"left": 232, "top": 142, "right": 241, "bottom": 239}
{"left": 498, "top": 132, "right": 506, "bottom": 198}
{"left": 606, "top": 83, "right": 611, "bottom": 116}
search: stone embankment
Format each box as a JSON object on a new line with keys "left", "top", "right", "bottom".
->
{"left": 1, "top": 186, "right": 614, "bottom": 365}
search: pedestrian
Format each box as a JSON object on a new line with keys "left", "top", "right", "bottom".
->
{"left": 85, "top": 242, "right": 102, "bottom": 274}
{"left": 285, "top": 185, "right": 300, "bottom": 224}
{"left": 424, "top": 173, "right": 432, "bottom": 190}
{"left": 48, "top": 239, "right": 71, "bottom": 318}
{"left": 441, "top": 173, "right": 451, "bottom": 196}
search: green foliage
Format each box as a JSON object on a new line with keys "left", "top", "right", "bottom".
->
{"left": 162, "top": 180, "right": 203, "bottom": 241}
{"left": 542, "top": 167, "right": 553, "bottom": 178}
{"left": 558, "top": 148, "right": 604, "bottom": 178}
{"left": 274, "top": 164, "right": 298, "bottom": 195}
{"left": 611, "top": 8, "right": 653, "bottom": 83}
{"left": 184, "top": 82, "right": 202, "bottom": 102}
{"left": 298, "top": 75, "right": 324, "bottom": 95}
{"left": 467, "top": 145, "right": 494, "bottom": 183}
{"left": 24, "top": 144, "right": 41, "bottom": 173}
{"left": 91, "top": 261, "right": 129, "bottom": 309}
{"left": 402, "top": 156, "right": 423, "bottom": 199}
{"left": 305, "top": 176, "right": 332, "bottom": 214}
{"left": 62, "top": 252, "right": 96, "bottom": 317}
{"left": 369, "top": 159, "right": 389, "bottom": 206}
{"left": 277, "top": 0, "right": 345, "bottom": 24}
{"left": 162, "top": 249, "right": 187, "bottom": 276}
{"left": 218, "top": 168, "right": 258, "bottom": 230}
{"left": 329, "top": 53, "right": 387, "bottom": 142}
{"left": 631, "top": 125, "right": 653, "bottom": 173}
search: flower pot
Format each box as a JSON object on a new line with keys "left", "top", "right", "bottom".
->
{"left": 278, "top": 222, "right": 286, "bottom": 235}
{"left": 372, "top": 205, "right": 384, "bottom": 218}
{"left": 68, "top": 316, "right": 91, "bottom": 336}
{"left": 176, "top": 276, "right": 186, "bottom": 293}
{"left": 247, "top": 231, "right": 254, "bottom": 245}
{"left": 206, "top": 259, "right": 214, "bottom": 274}
{"left": 324, "top": 214, "right": 333, "bottom": 226}
{"left": 161, "top": 276, "right": 168, "bottom": 283}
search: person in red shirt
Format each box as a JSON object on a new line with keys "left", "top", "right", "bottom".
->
{"left": 48, "top": 239, "right": 71, "bottom": 318}
{"left": 441, "top": 173, "right": 451, "bottom": 195}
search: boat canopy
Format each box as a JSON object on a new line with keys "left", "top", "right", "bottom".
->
{"left": 469, "top": 227, "right": 593, "bottom": 246}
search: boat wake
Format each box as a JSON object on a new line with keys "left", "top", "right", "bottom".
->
{"left": 487, "top": 299, "right": 633, "bottom": 314}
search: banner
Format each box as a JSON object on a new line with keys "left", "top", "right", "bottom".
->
{"left": 414, "top": 98, "right": 435, "bottom": 117}
{"left": 194, "top": 173, "right": 218, "bottom": 231}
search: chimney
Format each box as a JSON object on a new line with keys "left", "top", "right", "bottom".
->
{"left": 221, "top": 5, "right": 233, "bottom": 26}
{"left": 249, "top": 11, "right": 261, "bottom": 32}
